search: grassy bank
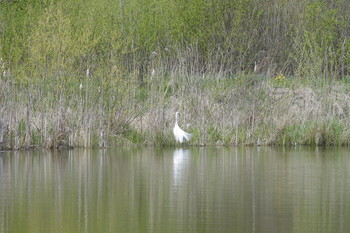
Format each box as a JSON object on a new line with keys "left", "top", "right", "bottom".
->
{"left": 2, "top": 70, "right": 350, "bottom": 149}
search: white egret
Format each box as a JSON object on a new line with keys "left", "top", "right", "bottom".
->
{"left": 173, "top": 112, "right": 191, "bottom": 143}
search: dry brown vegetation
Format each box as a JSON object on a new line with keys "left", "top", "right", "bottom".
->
{"left": 2, "top": 71, "right": 350, "bottom": 149}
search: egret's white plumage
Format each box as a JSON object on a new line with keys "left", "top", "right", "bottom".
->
{"left": 173, "top": 112, "right": 191, "bottom": 143}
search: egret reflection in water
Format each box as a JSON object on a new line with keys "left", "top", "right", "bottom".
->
{"left": 172, "top": 148, "right": 190, "bottom": 186}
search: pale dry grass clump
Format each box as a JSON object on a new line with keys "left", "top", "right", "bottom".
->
{"left": 138, "top": 75, "right": 350, "bottom": 146}
{"left": 2, "top": 73, "right": 350, "bottom": 149}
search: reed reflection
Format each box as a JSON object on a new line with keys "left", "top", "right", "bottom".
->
{"left": 0, "top": 147, "right": 350, "bottom": 233}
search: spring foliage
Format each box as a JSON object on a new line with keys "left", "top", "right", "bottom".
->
{"left": 1, "top": 0, "right": 350, "bottom": 79}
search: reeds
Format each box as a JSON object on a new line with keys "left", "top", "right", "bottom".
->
{"left": 2, "top": 69, "right": 350, "bottom": 149}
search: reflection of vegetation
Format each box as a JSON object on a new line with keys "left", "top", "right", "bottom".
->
{"left": 1, "top": 0, "right": 350, "bottom": 148}
{"left": 1, "top": 148, "right": 348, "bottom": 232}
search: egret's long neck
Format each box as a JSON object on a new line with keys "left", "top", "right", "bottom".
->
{"left": 175, "top": 113, "right": 179, "bottom": 125}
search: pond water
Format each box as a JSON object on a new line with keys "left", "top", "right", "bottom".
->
{"left": 0, "top": 147, "right": 350, "bottom": 233}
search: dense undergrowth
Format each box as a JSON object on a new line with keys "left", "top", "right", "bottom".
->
{"left": 2, "top": 0, "right": 350, "bottom": 79}
{"left": 1, "top": 0, "right": 350, "bottom": 149}
{"left": 2, "top": 71, "right": 350, "bottom": 149}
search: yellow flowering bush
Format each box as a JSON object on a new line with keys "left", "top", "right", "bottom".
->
{"left": 275, "top": 74, "right": 286, "bottom": 80}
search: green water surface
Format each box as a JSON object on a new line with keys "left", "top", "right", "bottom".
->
{"left": 0, "top": 147, "right": 349, "bottom": 233}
